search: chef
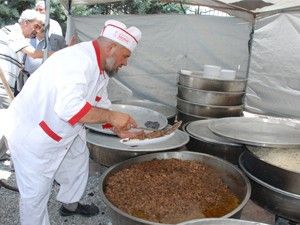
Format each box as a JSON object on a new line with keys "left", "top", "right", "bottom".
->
{"left": 4, "top": 19, "right": 142, "bottom": 225}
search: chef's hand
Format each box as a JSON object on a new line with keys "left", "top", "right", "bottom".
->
{"left": 109, "top": 111, "right": 137, "bottom": 131}
{"left": 113, "top": 129, "right": 145, "bottom": 139}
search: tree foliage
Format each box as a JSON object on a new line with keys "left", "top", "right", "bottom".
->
{"left": 1, "top": 0, "right": 187, "bottom": 32}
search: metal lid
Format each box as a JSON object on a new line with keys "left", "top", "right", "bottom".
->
{"left": 209, "top": 117, "right": 300, "bottom": 148}
{"left": 112, "top": 99, "right": 176, "bottom": 119}
{"left": 86, "top": 129, "right": 190, "bottom": 152}
{"left": 185, "top": 119, "right": 241, "bottom": 146}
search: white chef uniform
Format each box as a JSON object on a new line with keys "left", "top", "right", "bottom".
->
{"left": 5, "top": 39, "right": 110, "bottom": 225}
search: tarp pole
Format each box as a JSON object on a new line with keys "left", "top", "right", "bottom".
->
{"left": 43, "top": 0, "right": 50, "bottom": 62}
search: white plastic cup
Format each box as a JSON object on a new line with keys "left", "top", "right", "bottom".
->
{"left": 203, "top": 65, "right": 221, "bottom": 78}
{"left": 221, "top": 69, "right": 236, "bottom": 80}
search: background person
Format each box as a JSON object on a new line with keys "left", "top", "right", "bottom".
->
{"left": 4, "top": 19, "right": 142, "bottom": 225}
{"left": 0, "top": 9, "right": 44, "bottom": 108}
{"left": 35, "top": 0, "right": 63, "bottom": 36}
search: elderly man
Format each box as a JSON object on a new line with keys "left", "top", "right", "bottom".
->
{"left": 35, "top": 0, "right": 63, "bottom": 36}
{"left": 4, "top": 19, "right": 142, "bottom": 225}
{"left": 0, "top": 9, "right": 44, "bottom": 107}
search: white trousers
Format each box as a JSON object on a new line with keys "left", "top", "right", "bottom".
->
{"left": 12, "top": 141, "right": 89, "bottom": 225}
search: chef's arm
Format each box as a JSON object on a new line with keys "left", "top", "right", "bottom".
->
{"left": 21, "top": 45, "right": 54, "bottom": 59}
{"left": 79, "top": 106, "right": 137, "bottom": 130}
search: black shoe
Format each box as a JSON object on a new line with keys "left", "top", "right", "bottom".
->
{"left": 59, "top": 203, "right": 99, "bottom": 217}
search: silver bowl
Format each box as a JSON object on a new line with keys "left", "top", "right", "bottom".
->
{"left": 100, "top": 151, "right": 251, "bottom": 225}
{"left": 177, "top": 97, "right": 243, "bottom": 118}
{"left": 177, "top": 84, "right": 245, "bottom": 106}
{"left": 178, "top": 70, "right": 247, "bottom": 92}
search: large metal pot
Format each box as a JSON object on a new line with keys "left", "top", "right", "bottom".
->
{"left": 176, "top": 109, "right": 209, "bottom": 124}
{"left": 239, "top": 152, "right": 300, "bottom": 222}
{"left": 177, "top": 84, "right": 245, "bottom": 106}
{"left": 177, "top": 97, "right": 243, "bottom": 118}
{"left": 243, "top": 147, "right": 300, "bottom": 195}
{"left": 178, "top": 70, "right": 247, "bottom": 92}
{"left": 100, "top": 151, "right": 251, "bottom": 225}
{"left": 87, "top": 129, "right": 190, "bottom": 166}
{"left": 177, "top": 218, "right": 269, "bottom": 225}
{"left": 183, "top": 120, "right": 244, "bottom": 165}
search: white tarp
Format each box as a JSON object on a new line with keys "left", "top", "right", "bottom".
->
{"left": 245, "top": 12, "right": 300, "bottom": 118}
{"left": 71, "top": 14, "right": 251, "bottom": 106}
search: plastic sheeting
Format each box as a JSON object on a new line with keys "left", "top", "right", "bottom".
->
{"left": 71, "top": 14, "right": 251, "bottom": 106}
{"left": 245, "top": 12, "right": 300, "bottom": 118}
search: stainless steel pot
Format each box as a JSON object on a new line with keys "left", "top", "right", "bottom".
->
{"left": 178, "top": 71, "right": 247, "bottom": 92}
{"left": 177, "top": 84, "right": 245, "bottom": 106}
{"left": 86, "top": 129, "right": 190, "bottom": 166}
{"left": 100, "top": 151, "right": 251, "bottom": 225}
{"left": 176, "top": 109, "right": 209, "bottom": 124}
{"left": 177, "top": 218, "right": 269, "bottom": 225}
{"left": 177, "top": 97, "right": 243, "bottom": 118}
{"left": 243, "top": 147, "right": 300, "bottom": 195}
{"left": 183, "top": 120, "right": 244, "bottom": 165}
{"left": 239, "top": 152, "right": 300, "bottom": 222}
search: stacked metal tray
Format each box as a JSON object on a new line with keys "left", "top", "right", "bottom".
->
{"left": 177, "top": 70, "right": 246, "bottom": 123}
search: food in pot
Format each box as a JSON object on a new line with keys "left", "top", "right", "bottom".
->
{"left": 104, "top": 158, "right": 239, "bottom": 224}
{"left": 249, "top": 146, "right": 300, "bottom": 173}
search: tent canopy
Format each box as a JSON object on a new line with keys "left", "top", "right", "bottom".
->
{"left": 60, "top": 0, "right": 300, "bottom": 21}
{"left": 59, "top": 0, "right": 300, "bottom": 118}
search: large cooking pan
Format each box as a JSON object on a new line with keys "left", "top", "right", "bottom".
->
{"left": 183, "top": 120, "right": 244, "bottom": 165}
{"left": 239, "top": 152, "right": 300, "bottom": 222}
{"left": 178, "top": 70, "right": 247, "bottom": 92}
{"left": 177, "top": 97, "right": 243, "bottom": 118}
{"left": 100, "top": 151, "right": 251, "bottom": 225}
{"left": 177, "top": 84, "right": 245, "bottom": 106}
{"left": 242, "top": 147, "right": 300, "bottom": 195}
{"left": 177, "top": 218, "right": 269, "bottom": 225}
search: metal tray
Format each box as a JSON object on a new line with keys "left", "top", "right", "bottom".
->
{"left": 209, "top": 117, "right": 300, "bottom": 147}
{"left": 85, "top": 104, "right": 168, "bottom": 134}
{"left": 177, "top": 84, "right": 245, "bottom": 106}
{"left": 112, "top": 99, "right": 176, "bottom": 120}
{"left": 178, "top": 218, "right": 269, "bottom": 225}
{"left": 178, "top": 70, "right": 247, "bottom": 92}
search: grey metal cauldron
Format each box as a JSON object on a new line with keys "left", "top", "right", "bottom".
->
{"left": 100, "top": 151, "right": 251, "bottom": 225}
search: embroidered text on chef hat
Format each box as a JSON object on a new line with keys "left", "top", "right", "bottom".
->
{"left": 100, "top": 20, "right": 142, "bottom": 52}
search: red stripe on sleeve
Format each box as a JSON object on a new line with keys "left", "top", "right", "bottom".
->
{"left": 39, "top": 121, "right": 62, "bottom": 142}
{"left": 68, "top": 102, "right": 92, "bottom": 126}
{"left": 102, "top": 123, "right": 113, "bottom": 129}
{"left": 95, "top": 96, "right": 102, "bottom": 102}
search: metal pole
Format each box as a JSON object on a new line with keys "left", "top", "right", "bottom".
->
{"left": 43, "top": 0, "right": 50, "bottom": 62}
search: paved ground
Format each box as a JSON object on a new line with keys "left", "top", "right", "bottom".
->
{"left": 0, "top": 155, "right": 294, "bottom": 225}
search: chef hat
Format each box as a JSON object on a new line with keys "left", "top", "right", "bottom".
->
{"left": 100, "top": 20, "right": 141, "bottom": 52}
{"left": 18, "top": 9, "right": 41, "bottom": 23}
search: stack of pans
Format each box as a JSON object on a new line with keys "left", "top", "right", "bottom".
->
{"left": 208, "top": 117, "right": 300, "bottom": 223}
{"left": 177, "top": 70, "right": 246, "bottom": 123}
